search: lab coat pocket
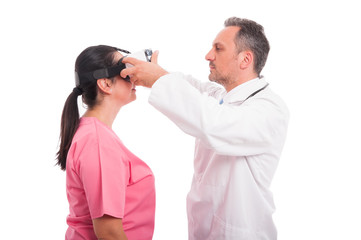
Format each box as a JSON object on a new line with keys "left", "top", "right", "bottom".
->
{"left": 209, "top": 215, "right": 255, "bottom": 240}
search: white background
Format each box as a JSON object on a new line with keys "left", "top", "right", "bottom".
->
{"left": 1, "top": 0, "right": 360, "bottom": 239}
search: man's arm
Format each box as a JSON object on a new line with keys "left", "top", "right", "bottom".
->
{"left": 120, "top": 52, "right": 288, "bottom": 156}
{"left": 121, "top": 51, "right": 224, "bottom": 98}
{"left": 149, "top": 73, "right": 289, "bottom": 156}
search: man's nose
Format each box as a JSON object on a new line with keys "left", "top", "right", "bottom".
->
{"left": 205, "top": 48, "right": 215, "bottom": 61}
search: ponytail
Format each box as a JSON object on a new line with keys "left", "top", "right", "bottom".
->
{"left": 56, "top": 45, "right": 121, "bottom": 170}
{"left": 56, "top": 88, "right": 82, "bottom": 170}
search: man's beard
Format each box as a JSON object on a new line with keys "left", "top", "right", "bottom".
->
{"left": 208, "top": 64, "right": 232, "bottom": 86}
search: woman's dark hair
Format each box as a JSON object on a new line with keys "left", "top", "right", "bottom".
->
{"left": 56, "top": 45, "right": 119, "bottom": 170}
{"left": 224, "top": 17, "right": 270, "bottom": 76}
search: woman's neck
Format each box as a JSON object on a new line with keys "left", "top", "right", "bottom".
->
{"left": 83, "top": 104, "right": 121, "bottom": 128}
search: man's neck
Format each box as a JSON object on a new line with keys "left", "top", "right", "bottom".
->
{"left": 224, "top": 74, "right": 259, "bottom": 92}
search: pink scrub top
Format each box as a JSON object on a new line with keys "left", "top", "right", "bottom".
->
{"left": 65, "top": 117, "right": 155, "bottom": 240}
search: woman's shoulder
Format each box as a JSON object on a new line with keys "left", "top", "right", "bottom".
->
{"left": 78, "top": 117, "right": 119, "bottom": 140}
{"left": 69, "top": 118, "right": 124, "bottom": 158}
{"left": 68, "top": 118, "right": 129, "bottom": 169}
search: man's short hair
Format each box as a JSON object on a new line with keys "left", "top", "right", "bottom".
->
{"left": 224, "top": 17, "right": 270, "bottom": 75}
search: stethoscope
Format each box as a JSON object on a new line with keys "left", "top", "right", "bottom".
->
{"left": 220, "top": 83, "right": 269, "bottom": 105}
{"left": 243, "top": 83, "right": 269, "bottom": 102}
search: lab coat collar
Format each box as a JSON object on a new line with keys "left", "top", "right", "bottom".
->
{"left": 222, "top": 77, "right": 268, "bottom": 104}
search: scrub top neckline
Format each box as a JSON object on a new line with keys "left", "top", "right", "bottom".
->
{"left": 80, "top": 116, "right": 113, "bottom": 131}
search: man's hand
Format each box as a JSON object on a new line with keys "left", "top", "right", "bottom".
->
{"left": 120, "top": 50, "right": 168, "bottom": 88}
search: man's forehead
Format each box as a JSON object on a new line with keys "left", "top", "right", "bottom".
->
{"left": 212, "top": 26, "right": 240, "bottom": 45}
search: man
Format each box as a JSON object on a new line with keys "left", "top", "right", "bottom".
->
{"left": 122, "top": 17, "right": 289, "bottom": 240}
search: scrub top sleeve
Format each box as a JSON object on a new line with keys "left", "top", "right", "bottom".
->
{"left": 78, "top": 140, "right": 129, "bottom": 220}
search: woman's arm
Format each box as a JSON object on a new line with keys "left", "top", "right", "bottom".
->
{"left": 93, "top": 215, "right": 128, "bottom": 240}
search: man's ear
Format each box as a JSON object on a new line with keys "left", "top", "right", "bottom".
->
{"left": 239, "top": 51, "right": 253, "bottom": 70}
{"left": 96, "top": 78, "right": 112, "bottom": 94}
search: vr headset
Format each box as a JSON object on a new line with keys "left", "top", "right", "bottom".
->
{"left": 75, "top": 48, "right": 153, "bottom": 86}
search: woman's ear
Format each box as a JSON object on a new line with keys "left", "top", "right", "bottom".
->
{"left": 97, "top": 78, "right": 113, "bottom": 94}
{"left": 238, "top": 51, "right": 253, "bottom": 70}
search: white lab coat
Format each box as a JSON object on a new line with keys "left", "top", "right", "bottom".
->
{"left": 149, "top": 73, "right": 289, "bottom": 240}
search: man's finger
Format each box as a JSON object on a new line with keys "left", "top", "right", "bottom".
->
{"left": 151, "top": 50, "right": 159, "bottom": 64}
{"left": 121, "top": 57, "right": 141, "bottom": 65}
{"left": 120, "top": 67, "right": 136, "bottom": 78}
{"left": 130, "top": 77, "right": 138, "bottom": 85}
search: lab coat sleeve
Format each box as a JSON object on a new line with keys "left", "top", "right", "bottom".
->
{"left": 148, "top": 72, "right": 289, "bottom": 156}
{"left": 183, "top": 74, "right": 225, "bottom": 98}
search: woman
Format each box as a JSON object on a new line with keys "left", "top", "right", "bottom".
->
{"left": 56, "top": 45, "right": 155, "bottom": 240}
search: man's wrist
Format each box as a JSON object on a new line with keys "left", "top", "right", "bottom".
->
{"left": 150, "top": 71, "right": 168, "bottom": 87}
